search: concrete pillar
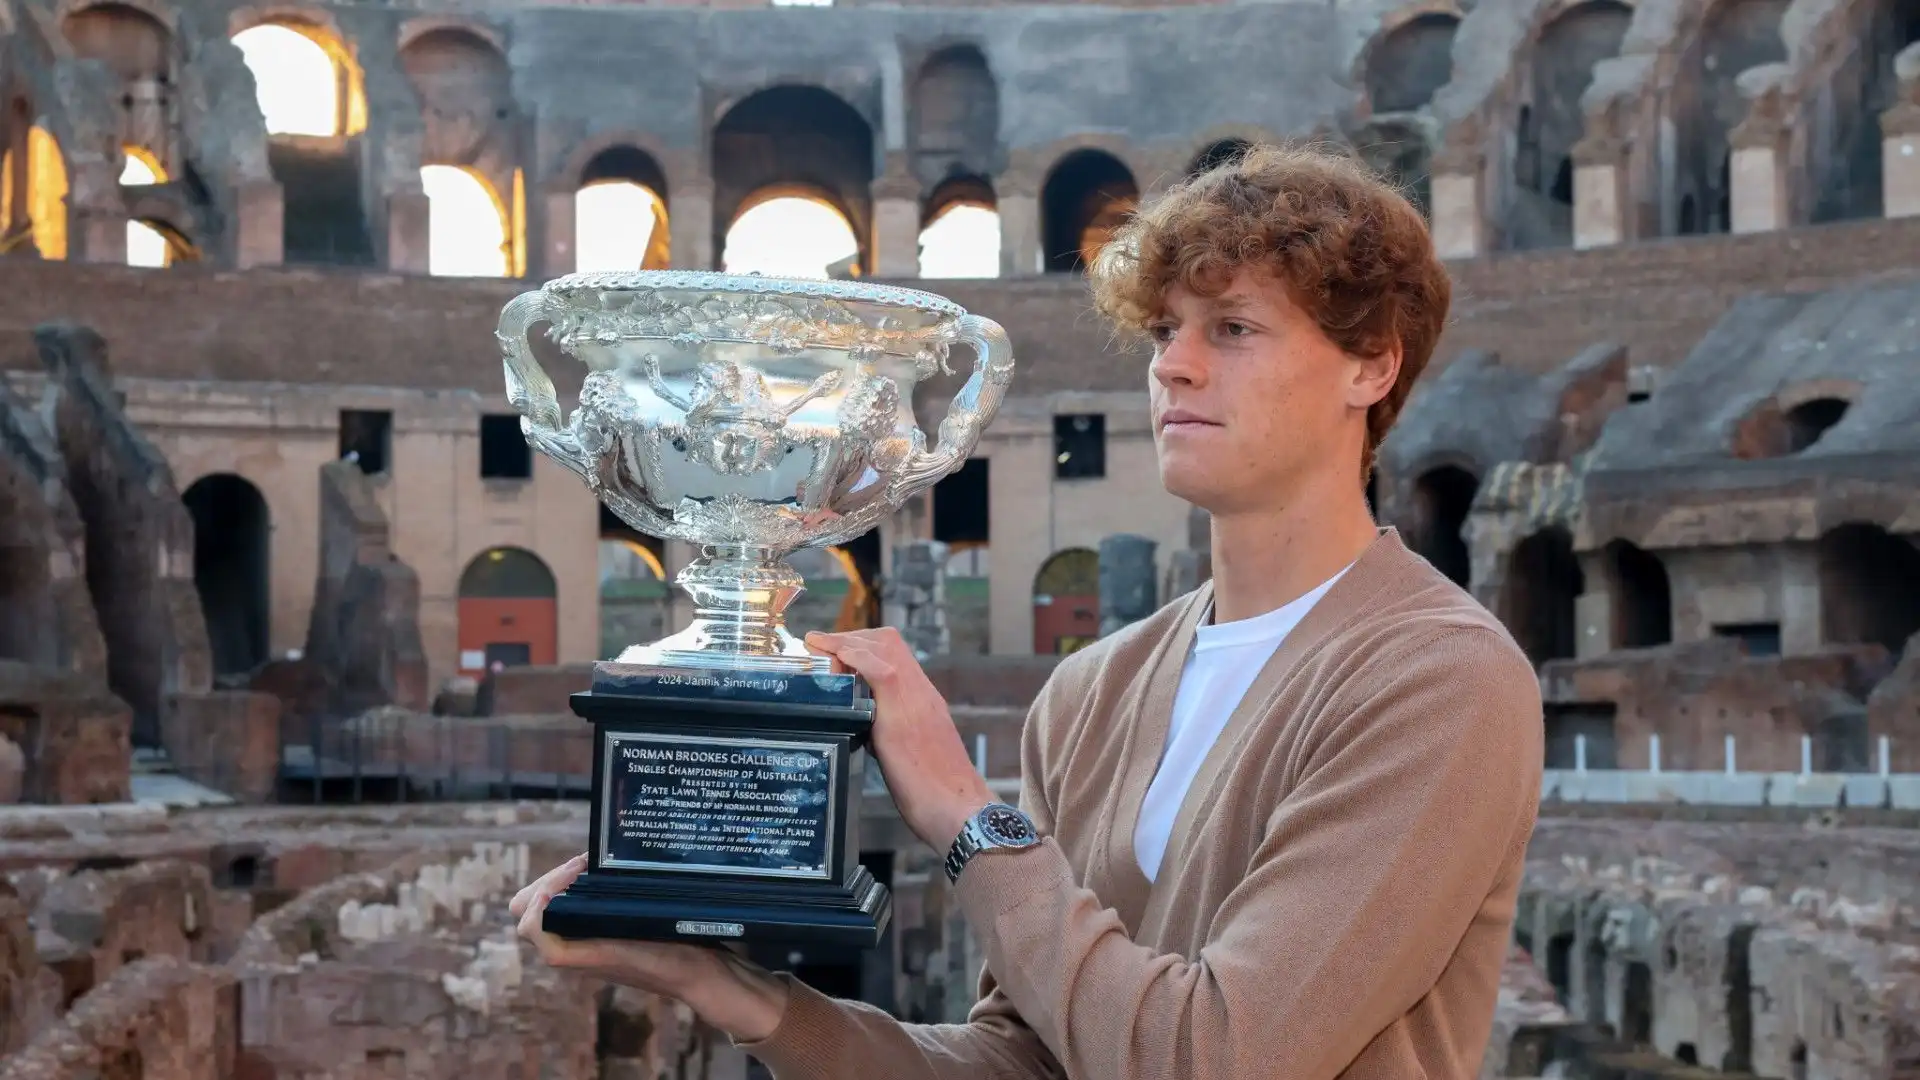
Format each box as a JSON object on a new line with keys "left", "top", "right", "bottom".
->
{"left": 669, "top": 177, "right": 714, "bottom": 272}
{"left": 386, "top": 189, "right": 431, "bottom": 274}
{"left": 541, "top": 186, "right": 576, "bottom": 276}
{"left": 1728, "top": 120, "right": 1790, "bottom": 235}
{"left": 1571, "top": 136, "right": 1628, "bottom": 250}
{"left": 1428, "top": 169, "right": 1485, "bottom": 260}
{"left": 233, "top": 180, "right": 284, "bottom": 269}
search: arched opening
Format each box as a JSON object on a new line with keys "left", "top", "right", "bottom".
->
{"left": 421, "top": 164, "right": 509, "bottom": 277}
{"left": 231, "top": 22, "right": 366, "bottom": 137}
{"left": 712, "top": 85, "right": 874, "bottom": 275}
{"left": 181, "top": 474, "right": 271, "bottom": 677}
{"left": 60, "top": 2, "right": 174, "bottom": 174}
{"left": 574, "top": 145, "right": 669, "bottom": 272}
{"left": 1411, "top": 465, "right": 1479, "bottom": 587}
{"left": 1732, "top": 394, "right": 1853, "bottom": 458}
{"left": 1364, "top": 13, "right": 1460, "bottom": 113}
{"left": 724, "top": 186, "right": 862, "bottom": 279}
{"left": 0, "top": 125, "right": 69, "bottom": 259}
{"left": 1509, "top": 0, "right": 1631, "bottom": 249}
{"left": 1818, "top": 524, "right": 1920, "bottom": 656}
{"left": 908, "top": 45, "right": 999, "bottom": 186}
{"left": 1041, "top": 149, "right": 1138, "bottom": 273}
{"left": 1187, "top": 138, "right": 1253, "bottom": 177}
{"left": 1033, "top": 547, "right": 1099, "bottom": 655}
{"left": 457, "top": 546, "right": 558, "bottom": 674}
{"left": 234, "top": 20, "right": 373, "bottom": 265}
{"left": 919, "top": 176, "right": 999, "bottom": 278}
{"left": 598, "top": 505, "right": 667, "bottom": 660}
{"left": 1504, "top": 527, "right": 1585, "bottom": 665}
{"left": 119, "top": 145, "right": 172, "bottom": 268}
{"left": 1599, "top": 539, "right": 1673, "bottom": 648}
{"left": 1678, "top": 0, "right": 1789, "bottom": 236}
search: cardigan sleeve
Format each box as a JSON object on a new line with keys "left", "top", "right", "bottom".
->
{"left": 735, "top": 674, "right": 1071, "bottom": 1080}
{"left": 941, "top": 625, "right": 1542, "bottom": 1080}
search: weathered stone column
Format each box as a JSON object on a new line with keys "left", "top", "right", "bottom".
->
{"left": 386, "top": 186, "right": 432, "bottom": 274}
{"left": 1881, "top": 45, "right": 1920, "bottom": 219}
{"left": 1426, "top": 136, "right": 1486, "bottom": 260}
{"left": 233, "top": 180, "right": 284, "bottom": 269}
{"left": 669, "top": 177, "right": 714, "bottom": 272}
{"left": 994, "top": 173, "right": 1041, "bottom": 277}
{"left": 1163, "top": 505, "right": 1212, "bottom": 600}
{"left": 540, "top": 184, "right": 576, "bottom": 276}
{"left": 1098, "top": 534, "right": 1159, "bottom": 637}
{"left": 870, "top": 169, "right": 922, "bottom": 278}
{"left": 1570, "top": 135, "right": 1629, "bottom": 250}
{"left": 1728, "top": 81, "right": 1791, "bottom": 235}
{"left": 883, "top": 538, "right": 950, "bottom": 657}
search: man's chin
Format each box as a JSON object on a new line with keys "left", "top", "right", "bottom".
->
{"left": 1158, "top": 463, "right": 1222, "bottom": 508}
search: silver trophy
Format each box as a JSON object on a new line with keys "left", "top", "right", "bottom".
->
{"left": 495, "top": 270, "right": 1014, "bottom": 949}
{"left": 497, "top": 270, "right": 1014, "bottom": 673}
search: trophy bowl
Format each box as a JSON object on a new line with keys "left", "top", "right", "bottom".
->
{"left": 497, "top": 270, "right": 1015, "bottom": 675}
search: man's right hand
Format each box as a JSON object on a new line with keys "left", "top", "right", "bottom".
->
{"left": 510, "top": 855, "right": 792, "bottom": 1042}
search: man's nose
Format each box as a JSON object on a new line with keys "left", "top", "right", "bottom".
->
{"left": 1152, "top": 330, "right": 1207, "bottom": 387}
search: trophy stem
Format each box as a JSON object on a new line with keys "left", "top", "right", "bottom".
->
{"left": 614, "top": 545, "right": 833, "bottom": 674}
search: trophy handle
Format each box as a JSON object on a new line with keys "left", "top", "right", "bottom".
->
{"left": 888, "top": 313, "right": 1015, "bottom": 499}
{"left": 497, "top": 288, "right": 593, "bottom": 482}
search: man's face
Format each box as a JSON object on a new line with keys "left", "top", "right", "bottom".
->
{"left": 1146, "top": 268, "right": 1398, "bottom": 514}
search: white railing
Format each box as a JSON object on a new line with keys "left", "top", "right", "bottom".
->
{"left": 1547, "top": 733, "right": 1916, "bottom": 809}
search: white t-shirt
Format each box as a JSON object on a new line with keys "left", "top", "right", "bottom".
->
{"left": 1133, "top": 567, "right": 1348, "bottom": 883}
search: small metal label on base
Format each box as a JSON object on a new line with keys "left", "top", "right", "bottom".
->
{"left": 592, "top": 661, "right": 863, "bottom": 708}
{"left": 676, "top": 920, "right": 747, "bottom": 938}
{"left": 600, "top": 730, "right": 838, "bottom": 881}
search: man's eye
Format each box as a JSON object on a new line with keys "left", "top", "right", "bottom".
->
{"left": 1148, "top": 323, "right": 1176, "bottom": 341}
{"left": 1221, "top": 322, "right": 1251, "bottom": 337}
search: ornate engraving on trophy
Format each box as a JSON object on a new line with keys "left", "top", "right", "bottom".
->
{"left": 599, "top": 731, "right": 839, "bottom": 880}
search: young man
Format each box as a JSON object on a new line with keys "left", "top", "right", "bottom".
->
{"left": 511, "top": 142, "right": 1544, "bottom": 1079}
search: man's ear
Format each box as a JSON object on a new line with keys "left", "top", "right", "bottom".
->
{"left": 1349, "top": 344, "right": 1403, "bottom": 410}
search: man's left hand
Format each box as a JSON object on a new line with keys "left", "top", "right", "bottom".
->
{"left": 804, "top": 628, "right": 994, "bottom": 852}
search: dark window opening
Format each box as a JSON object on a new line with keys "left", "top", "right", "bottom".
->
{"left": 338, "top": 410, "right": 391, "bottom": 475}
{"left": 1053, "top": 414, "right": 1106, "bottom": 480}
{"left": 479, "top": 414, "right": 533, "bottom": 480}
{"left": 933, "top": 457, "right": 990, "bottom": 544}
{"left": 1713, "top": 622, "right": 1781, "bottom": 657}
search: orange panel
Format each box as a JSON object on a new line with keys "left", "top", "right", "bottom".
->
{"left": 1032, "top": 593, "right": 1100, "bottom": 655}
{"left": 457, "top": 597, "right": 557, "bottom": 674}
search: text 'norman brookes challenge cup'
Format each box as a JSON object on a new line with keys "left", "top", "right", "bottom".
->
{"left": 496, "top": 270, "right": 1015, "bottom": 673}
{"left": 494, "top": 270, "right": 1015, "bottom": 950}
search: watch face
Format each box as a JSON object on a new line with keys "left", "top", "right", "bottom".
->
{"left": 982, "top": 805, "right": 1035, "bottom": 845}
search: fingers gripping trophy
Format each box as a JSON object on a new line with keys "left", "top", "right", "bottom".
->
{"left": 496, "top": 270, "right": 1015, "bottom": 950}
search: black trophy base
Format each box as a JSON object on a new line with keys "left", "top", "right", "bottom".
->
{"left": 544, "top": 661, "right": 892, "bottom": 950}
{"left": 542, "top": 864, "right": 891, "bottom": 949}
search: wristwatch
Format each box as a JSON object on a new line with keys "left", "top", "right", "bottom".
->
{"left": 944, "top": 802, "right": 1042, "bottom": 884}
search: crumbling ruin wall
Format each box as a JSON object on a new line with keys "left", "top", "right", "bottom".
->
{"left": 0, "top": 955, "right": 239, "bottom": 1080}
{"left": 31, "top": 324, "right": 211, "bottom": 744}
{"left": 0, "top": 660, "right": 131, "bottom": 805}
{"left": 302, "top": 458, "right": 430, "bottom": 720}
{"left": 0, "top": 378, "right": 106, "bottom": 680}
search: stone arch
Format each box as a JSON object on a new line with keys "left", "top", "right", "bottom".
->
{"left": 598, "top": 504, "right": 666, "bottom": 660}
{"left": 1506, "top": 0, "right": 1633, "bottom": 250}
{"left": 228, "top": 13, "right": 368, "bottom": 137}
{"left": 401, "top": 23, "right": 522, "bottom": 274}
{"left": 1186, "top": 137, "right": 1253, "bottom": 177}
{"left": 1595, "top": 538, "right": 1672, "bottom": 649}
{"left": 573, "top": 143, "right": 671, "bottom": 272}
{"left": 712, "top": 84, "right": 875, "bottom": 274}
{"left": 59, "top": 1, "right": 177, "bottom": 185}
{"left": 1675, "top": 0, "right": 1791, "bottom": 235}
{"left": 1504, "top": 526, "right": 1585, "bottom": 665}
{"left": 919, "top": 173, "right": 999, "bottom": 278}
{"left": 1363, "top": 10, "right": 1462, "bottom": 114}
{"left": 1731, "top": 385, "right": 1856, "bottom": 458}
{"left": 1, "top": 103, "right": 70, "bottom": 259}
{"left": 909, "top": 42, "right": 1000, "bottom": 190}
{"left": 723, "top": 181, "right": 863, "bottom": 278}
{"left": 457, "top": 545, "right": 558, "bottom": 674}
{"left": 182, "top": 473, "right": 271, "bottom": 677}
{"left": 1817, "top": 524, "right": 1920, "bottom": 655}
{"left": 1410, "top": 463, "right": 1479, "bottom": 587}
{"left": 1040, "top": 148, "right": 1138, "bottom": 273}
{"left": 1032, "top": 547, "right": 1099, "bottom": 655}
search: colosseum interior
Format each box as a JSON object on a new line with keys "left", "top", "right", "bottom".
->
{"left": 2, "top": 0, "right": 1920, "bottom": 1074}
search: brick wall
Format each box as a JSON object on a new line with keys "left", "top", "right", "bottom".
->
{"left": 4, "top": 216, "right": 1918, "bottom": 403}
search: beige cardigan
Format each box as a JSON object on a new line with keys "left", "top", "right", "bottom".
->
{"left": 740, "top": 528, "right": 1544, "bottom": 1079}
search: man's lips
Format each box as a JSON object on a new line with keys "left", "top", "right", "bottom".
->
{"left": 1158, "top": 409, "right": 1220, "bottom": 431}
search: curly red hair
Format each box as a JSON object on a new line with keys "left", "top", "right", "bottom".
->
{"left": 1087, "top": 140, "right": 1451, "bottom": 480}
